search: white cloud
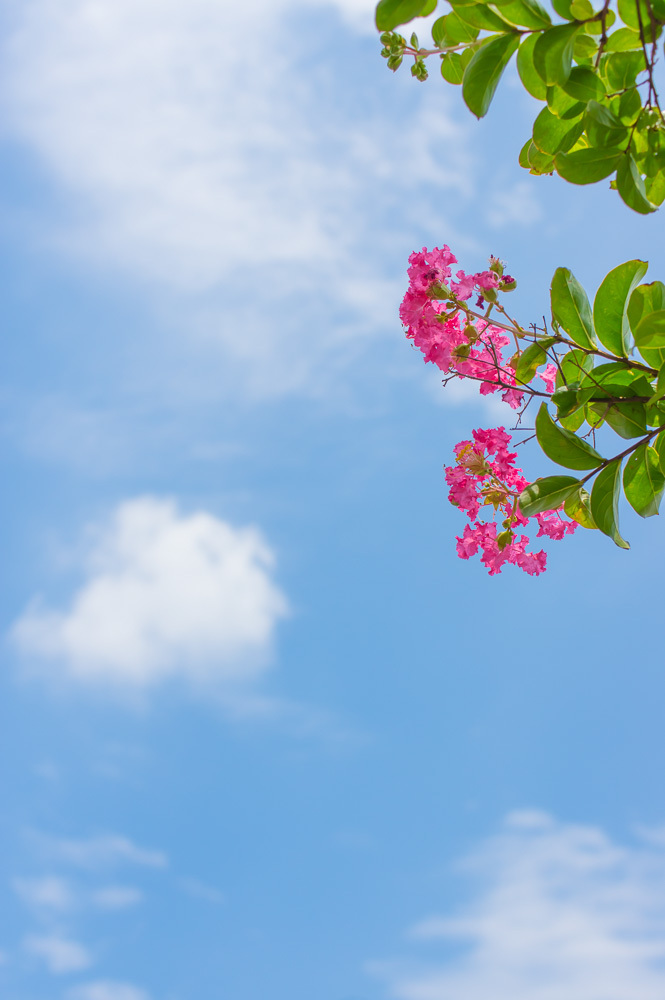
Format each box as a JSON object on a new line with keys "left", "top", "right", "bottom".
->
{"left": 486, "top": 180, "right": 543, "bottom": 229}
{"left": 371, "top": 812, "right": 665, "bottom": 1000}
{"left": 35, "top": 833, "right": 167, "bottom": 871}
{"left": 1, "top": 0, "right": 472, "bottom": 397}
{"left": 91, "top": 885, "right": 144, "bottom": 910}
{"left": 67, "top": 981, "right": 151, "bottom": 1000}
{"left": 24, "top": 933, "right": 92, "bottom": 974}
{"left": 13, "top": 875, "right": 74, "bottom": 913}
{"left": 12, "top": 496, "right": 289, "bottom": 688}
{"left": 179, "top": 877, "right": 225, "bottom": 904}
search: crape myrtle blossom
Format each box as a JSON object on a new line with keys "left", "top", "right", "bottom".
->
{"left": 400, "top": 246, "right": 578, "bottom": 576}
{"left": 446, "top": 428, "right": 577, "bottom": 576}
{"left": 399, "top": 246, "right": 524, "bottom": 409}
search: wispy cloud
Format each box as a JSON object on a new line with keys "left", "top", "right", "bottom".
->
{"left": 12, "top": 496, "right": 289, "bottom": 690}
{"left": 13, "top": 875, "right": 75, "bottom": 913}
{"left": 24, "top": 933, "right": 92, "bottom": 974}
{"left": 371, "top": 811, "right": 665, "bottom": 1000}
{"left": 67, "top": 981, "right": 151, "bottom": 1000}
{"left": 1, "top": 0, "right": 472, "bottom": 399}
{"left": 33, "top": 832, "right": 167, "bottom": 871}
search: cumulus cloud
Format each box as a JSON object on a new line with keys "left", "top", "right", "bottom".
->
{"left": 371, "top": 811, "right": 665, "bottom": 1000}
{"left": 24, "top": 933, "right": 92, "bottom": 974}
{"left": 67, "top": 981, "right": 151, "bottom": 1000}
{"left": 12, "top": 496, "right": 289, "bottom": 689}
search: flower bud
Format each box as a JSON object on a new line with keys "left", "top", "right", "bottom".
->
{"left": 496, "top": 529, "right": 514, "bottom": 550}
{"left": 489, "top": 256, "right": 504, "bottom": 276}
{"left": 500, "top": 276, "right": 517, "bottom": 292}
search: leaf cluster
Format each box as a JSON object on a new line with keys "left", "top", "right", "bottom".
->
{"left": 516, "top": 259, "right": 665, "bottom": 546}
{"left": 377, "top": 0, "right": 665, "bottom": 212}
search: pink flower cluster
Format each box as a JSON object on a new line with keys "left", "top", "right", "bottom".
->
{"left": 399, "top": 246, "right": 525, "bottom": 409}
{"left": 445, "top": 427, "right": 577, "bottom": 576}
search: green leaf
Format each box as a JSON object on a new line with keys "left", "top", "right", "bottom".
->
{"left": 585, "top": 101, "right": 630, "bottom": 148}
{"left": 655, "top": 431, "right": 665, "bottom": 474}
{"left": 462, "top": 32, "right": 520, "bottom": 119}
{"left": 604, "top": 27, "right": 642, "bottom": 51}
{"left": 518, "top": 475, "right": 581, "bottom": 516}
{"left": 550, "top": 267, "right": 596, "bottom": 348}
{"left": 536, "top": 402, "right": 605, "bottom": 469}
{"left": 433, "top": 12, "right": 479, "bottom": 44}
{"left": 633, "top": 309, "right": 665, "bottom": 349}
{"left": 623, "top": 441, "right": 665, "bottom": 516}
{"left": 528, "top": 141, "right": 556, "bottom": 173}
{"left": 513, "top": 337, "right": 556, "bottom": 382}
{"left": 533, "top": 23, "right": 580, "bottom": 85}
{"left": 552, "top": 384, "right": 582, "bottom": 419}
{"left": 441, "top": 51, "right": 466, "bottom": 83}
{"left": 555, "top": 347, "right": 593, "bottom": 388}
{"left": 494, "top": 0, "right": 551, "bottom": 28}
{"left": 516, "top": 32, "right": 548, "bottom": 99}
{"left": 547, "top": 84, "right": 585, "bottom": 119}
{"left": 532, "top": 107, "right": 584, "bottom": 154}
{"left": 561, "top": 64, "right": 606, "bottom": 102}
{"left": 602, "top": 51, "right": 644, "bottom": 91}
{"left": 564, "top": 486, "right": 597, "bottom": 528}
{"left": 570, "top": 0, "right": 594, "bottom": 16}
{"left": 593, "top": 259, "right": 649, "bottom": 357}
{"left": 555, "top": 146, "right": 623, "bottom": 184}
{"left": 588, "top": 398, "right": 647, "bottom": 438}
{"left": 616, "top": 154, "right": 658, "bottom": 214}
{"left": 590, "top": 459, "right": 630, "bottom": 547}
{"left": 376, "top": 0, "right": 431, "bottom": 30}
{"left": 453, "top": 2, "right": 513, "bottom": 29}
{"left": 551, "top": 0, "right": 573, "bottom": 19}
{"left": 617, "top": 0, "right": 653, "bottom": 30}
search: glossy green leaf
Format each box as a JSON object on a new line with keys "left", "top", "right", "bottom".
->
{"left": 561, "top": 65, "right": 606, "bottom": 102}
{"left": 570, "top": 0, "right": 593, "bottom": 16}
{"left": 655, "top": 431, "right": 665, "bottom": 474}
{"left": 536, "top": 402, "right": 605, "bottom": 469}
{"left": 588, "top": 398, "right": 647, "bottom": 438}
{"left": 555, "top": 146, "right": 623, "bottom": 184}
{"left": 551, "top": 0, "right": 573, "bottom": 18}
{"left": 546, "top": 84, "right": 585, "bottom": 119}
{"left": 533, "top": 107, "right": 584, "bottom": 155}
{"left": 590, "top": 459, "right": 630, "bottom": 547}
{"left": 623, "top": 441, "right": 665, "bottom": 516}
{"left": 585, "top": 101, "right": 630, "bottom": 148}
{"left": 629, "top": 282, "right": 665, "bottom": 330}
{"left": 454, "top": 2, "right": 513, "bottom": 29}
{"left": 602, "top": 51, "right": 644, "bottom": 91}
{"left": 433, "top": 12, "right": 479, "bottom": 44}
{"left": 516, "top": 33, "right": 548, "bottom": 99}
{"left": 514, "top": 337, "right": 556, "bottom": 382}
{"left": 604, "top": 27, "right": 642, "bottom": 51}
{"left": 462, "top": 32, "right": 520, "bottom": 118}
{"left": 528, "top": 141, "right": 556, "bottom": 173}
{"left": 518, "top": 475, "right": 581, "bottom": 516}
{"left": 617, "top": 0, "right": 655, "bottom": 30}
{"left": 441, "top": 51, "right": 466, "bottom": 83}
{"left": 593, "top": 259, "right": 649, "bottom": 356}
{"left": 616, "top": 154, "right": 658, "bottom": 214}
{"left": 633, "top": 309, "right": 665, "bottom": 349}
{"left": 564, "top": 486, "right": 597, "bottom": 528}
{"left": 550, "top": 267, "right": 596, "bottom": 348}
{"left": 376, "top": 0, "right": 430, "bottom": 30}
{"left": 555, "top": 347, "right": 593, "bottom": 388}
{"left": 533, "top": 23, "right": 579, "bottom": 85}
{"left": 496, "top": 0, "right": 551, "bottom": 28}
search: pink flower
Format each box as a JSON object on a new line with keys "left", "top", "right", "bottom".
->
{"left": 538, "top": 363, "right": 557, "bottom": 394}
{"left": 445, "top": 426, "right": 576, "bottom": 576}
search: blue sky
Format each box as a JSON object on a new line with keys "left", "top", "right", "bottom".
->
{"left": 3, "top": 1, "right": 665, "bottom": 998}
